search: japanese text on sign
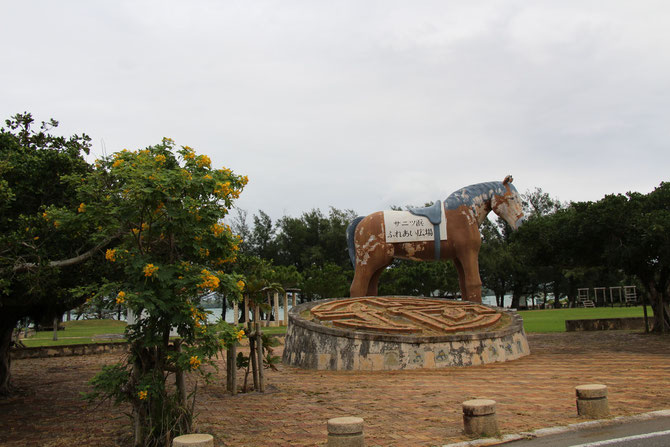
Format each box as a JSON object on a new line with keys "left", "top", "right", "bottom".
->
{"left": 382, "top": 209, "right": 447, "bottom": 243}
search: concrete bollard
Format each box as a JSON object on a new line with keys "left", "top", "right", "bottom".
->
{"left": 172, "top": 433, "right": 214, "bottom": 447}
{"left": 327, "top": 416, "right": 365, "bottom": 447}
{"left": 576, "top": 384, "right": 609, "bottom": 418}
{"left": 462, "top": 399, "right": 498, "bottom": 437}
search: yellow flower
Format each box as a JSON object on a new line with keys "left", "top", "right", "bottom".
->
{"left": 53, "top": 220, "right": 61, "bottom": 228}
{"left": 138, "top": 390, "right": 148, "bottom": 400}
{"left": 189, "top": 356, "right": 201, "bottom": 369}
{"left": 203, "top": 174, "right": 212, "bottom": 180}
{"left": 211, "top": 223, "right": 226, "bottom": 237}
{"left": 78, "top": 203, "right": 86, "bottom": 213}
{"left": 33, "top": 236, "right": 39, "bottom": 241}
{"left": 155, "top": 154, "right": 166, "bottom": 164}
{"left": 116, "top": 291, "right": 126, "bottom": 304}
{"left": 143, "top": 264, "right": 159, "bottom": 277}
{"left": 131, "top": 228, "right": 140, "bottom": 235}
{"left": 196, "top": 155, "right": 211, "bottom": 168}
{"left": 141, "top": 223, "right": 149, "bottom": 231}
{"left": 213, "top": 182, "right": 231, "bottom": 197}
{"left": 112, "top": 159, "right": 123, "bottom": 168}
{"left": 236, "top": 280, "right": 245, "bottom": 291}
{"left": 236, "top": 329, "right": 245, "bottom": 341}
{"left": 197, "top": 269, "right": 219, "bottom": 289}
{"left": 42, "top": 211, "right": 49, "bottom": 220}
{"left": 105, "top": 249, "right": 116, "bottom": 262}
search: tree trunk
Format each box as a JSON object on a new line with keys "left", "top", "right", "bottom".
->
{"left": 132, "top": 352, "right": 146, "bottom": 447}
{"left": 552, "top": 281, "right": 562, "bottom": 308}
{"left": 174, "top": 340, "right": 188, "bottom": 410}
{"left": 52, "top": 316, "right": 59, "bottom": 341}
{"left": 0, "top": 321, "right": 16, "bottom": 396}
{"left": 221, "top": 293, "right": 227, "bottom": 323}
{"left": 646, "top": 282, "right": 670, "bottom": 333}
{"left": 255, "top": 322, "right": 264, "bottom": 393}
{"left": 248, "top": 319, "right": 258, "bottom": 391}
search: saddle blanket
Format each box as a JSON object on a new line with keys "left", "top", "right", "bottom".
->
{"left": 382, "top": 208, "right": 447, "bottom": 243}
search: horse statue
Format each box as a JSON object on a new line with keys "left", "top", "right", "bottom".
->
{"left": 346, "top": 175, "right": 524, "bottom": 303}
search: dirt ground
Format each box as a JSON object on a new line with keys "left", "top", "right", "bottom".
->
{"left": 1, "top": 331, "right": 670, "bottom": 447}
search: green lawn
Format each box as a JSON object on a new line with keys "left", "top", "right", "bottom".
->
{"left": 519, "top": 306, "right": 652, "bottom": 333}
{"left": 19, "top": 306, "right": 650, "bottom": 348}
{"left": 22, "top": 319, "right": 288, "bottom": 347}
{"left": 22, "top": 319, "right": 127, "bottom": 347}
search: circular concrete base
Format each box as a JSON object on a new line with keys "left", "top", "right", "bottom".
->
{"left": 283, "top": 296, "right": 530, "bottom": 371}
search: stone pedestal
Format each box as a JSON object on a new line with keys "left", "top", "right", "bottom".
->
{"left": 327, "top": 416, "right": 364, "bottom": 447}
{"left": 462, "top": 399, "right": 498, "bottom": 437}
{"left": 576, "top": 384, "right": 609, "bottom": 418}
{"left": 172, "top": 433, "right": 214, "bottom": 446}
{"left": 283, "top": 293, "right": 289, "bottom": 326}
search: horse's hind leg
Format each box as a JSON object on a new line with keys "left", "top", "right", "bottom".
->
{"left": 453, "top": 258, "right": 466, "bottom": 300}
{"left": 351, "top": 249, "right": 393, "bottom": 297}
{"left": 366, "top": 262, "right": 392, "bottom": 296}
{"left": 350, "top": 265, "right": 373, "bottom": 297}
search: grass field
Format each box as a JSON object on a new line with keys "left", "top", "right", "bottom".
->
{"left": 20, "top": 306, "right": 652, "bottom": 347}
{"left": 21, "top": 319, "right": 127, "bottom": 347}
{"left": 519, "top": 306, "right": 652, "bottom": 333}
{"left": 22, "top": 319, "right": 288, "bottom": 347}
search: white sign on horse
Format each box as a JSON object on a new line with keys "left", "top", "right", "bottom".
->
{"left": 382, "top": 209, "right": 447, "bottom": 243}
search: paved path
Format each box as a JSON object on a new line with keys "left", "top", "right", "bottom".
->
{"left": 1, "top": 331, "right": 669, "bottom": 446}
{"left": 501, "top": 415, "right": 670, "bottom": 447}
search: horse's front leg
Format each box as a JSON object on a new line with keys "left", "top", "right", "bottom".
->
{"left": 456, "top": 250, "right": 483, "bottom": 303}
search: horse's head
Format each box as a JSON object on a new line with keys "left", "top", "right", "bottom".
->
{"left": 491, "top": 175, "right": 525, "bottom": 230}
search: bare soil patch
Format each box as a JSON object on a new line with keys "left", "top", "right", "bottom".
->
{"left": 1, "top": 331, "right": 669, "bottom": 446}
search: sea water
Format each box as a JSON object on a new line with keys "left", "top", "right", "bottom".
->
{"left": 205, "top": 305, "right": 293, "bottom": 324}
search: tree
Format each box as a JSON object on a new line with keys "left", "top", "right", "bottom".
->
{"left": 248, "top": 210, "right": 277, "bottom": 260}
{"left": 300, "top": 262, "right": 350, "bottom": 300}
{"left": 80, "top": 139, "right": 248, "bottom": 445}
{"left": 274, "top": 207, "right": 357, "bottom": 270}
{"left": 578, "top": 186, "right": 670, "bottom": 331}
{"left": 0, "top": 113, "right": 97, "bottom": 396}
{"left": 479, "top": 188, "right": 566, "bottom": 308}
{"left": 379, "top": 260, "right": 460, "bottom": 297}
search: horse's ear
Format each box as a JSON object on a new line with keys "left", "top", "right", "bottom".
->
{"left": 503, "top": 175, "right": 513, "bottom": 185}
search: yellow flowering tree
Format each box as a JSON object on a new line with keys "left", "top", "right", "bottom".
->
{"left": 77, "top": 138, "right": 247, "bottom": 445}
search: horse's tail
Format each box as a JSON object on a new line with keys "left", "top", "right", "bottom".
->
{"left": 346, "top": 216, "right": 365, "bottom": 270}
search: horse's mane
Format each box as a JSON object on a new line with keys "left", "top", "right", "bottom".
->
{"left": 445, "top": 181, "right": 518, "bottom": 210}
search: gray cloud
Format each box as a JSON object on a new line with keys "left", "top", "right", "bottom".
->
{"left": 2, "top": 1, "right": 669, "bottom": 221}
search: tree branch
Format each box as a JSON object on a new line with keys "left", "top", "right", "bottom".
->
{"left": 12, "top": 232, "right": 122, "bottom": 273}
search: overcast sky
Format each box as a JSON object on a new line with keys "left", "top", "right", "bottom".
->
{"left": 3, "top": 1, "right": 669, "bottom": 222}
